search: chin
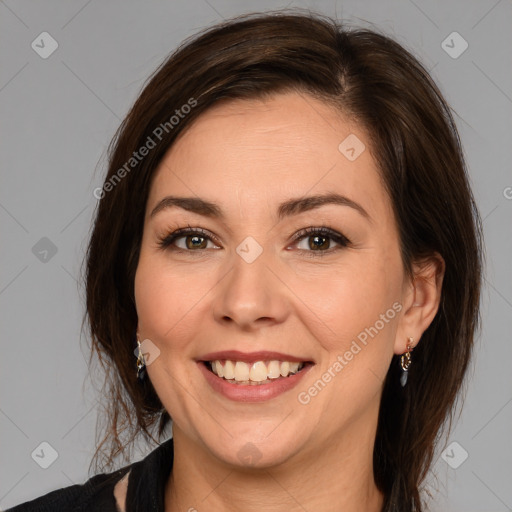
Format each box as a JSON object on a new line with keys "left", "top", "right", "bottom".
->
{"left": 199, "top": 428, "right": 306, "bottom": 470}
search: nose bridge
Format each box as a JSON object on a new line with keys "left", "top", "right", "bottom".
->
{"left": 212, "top": 237, "right": 288, "bottom": 328}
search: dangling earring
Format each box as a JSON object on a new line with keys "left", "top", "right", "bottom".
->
{"left": 136, "top": 337, "right": 147, "bottom": 381}
{"left": 400, "top": 337, "right": 414, "bottom": 387}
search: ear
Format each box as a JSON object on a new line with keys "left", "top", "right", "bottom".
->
{"left": 394, "top": 252, "right": 445, "bottom": 354}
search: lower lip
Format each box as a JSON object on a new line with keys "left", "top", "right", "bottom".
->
{"left": 198, "top": 362, "right": 313, "bottom": 402}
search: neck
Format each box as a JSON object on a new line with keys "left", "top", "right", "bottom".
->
{"left": 165, "top": 419, "right": 384, "bottom": 512}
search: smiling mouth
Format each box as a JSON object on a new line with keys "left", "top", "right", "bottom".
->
{"left": 202, "top": 359, "right": 312, "bottom": 385}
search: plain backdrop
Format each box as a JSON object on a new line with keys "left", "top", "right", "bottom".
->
{"left": 1, "top": 1, "right": 511, "bottom": 510}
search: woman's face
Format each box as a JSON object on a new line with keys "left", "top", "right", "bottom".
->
{"left": 134, "top": 91, "right": 410, "bottom": 468}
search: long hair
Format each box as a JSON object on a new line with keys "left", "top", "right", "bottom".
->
{"left": 83, "top": 10, "right": 484, "bottom": 510}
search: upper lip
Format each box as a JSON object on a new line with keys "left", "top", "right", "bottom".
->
{"left": 198, "top": 350, "right": 313, "bottom": 364}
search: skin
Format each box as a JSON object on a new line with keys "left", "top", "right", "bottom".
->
{"left": 123, "top": 91, "right": 445, "bottom": 512}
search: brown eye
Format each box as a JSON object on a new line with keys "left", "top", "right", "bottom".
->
{"left": 157, "top": 228, "right": 221, "bottom": 251}
{"left": 292, "top": 227, "right": 350, "bottom": 257}
{"left": 298, "top": 234, "right": 331, "bottom": 251}
{"left": 183, "top": 234, "right": 208, "bottom": 250}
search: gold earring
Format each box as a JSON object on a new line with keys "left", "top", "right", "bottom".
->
{"left": 400, "top": 337, "right": 414, "bottom": 387}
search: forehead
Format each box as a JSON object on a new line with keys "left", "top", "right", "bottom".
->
{"left": 147, "top": 91, "right": 388, "bottom": 224}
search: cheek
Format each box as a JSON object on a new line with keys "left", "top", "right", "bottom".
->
{"left": 134, "top": 249, "right": 217, "bottom": 351}
{"left": 295, "top": 253, "right": 403, "bottom": 414}
{"left": 298, "top": 253, "right": 400, "bottom": 352}
{"left": 134, "top": 255, "right": 171, "bottom": 339}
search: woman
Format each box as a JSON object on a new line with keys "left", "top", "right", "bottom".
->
{"left": 7, "top": 9, "right": 483, "bottom": 512}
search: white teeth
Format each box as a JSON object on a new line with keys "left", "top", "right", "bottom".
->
{"left": 289, "top": 362, "right": 300, "bottom": 373}
{"left": 249, "top": 361, "right": 268, "bottom": 382}
{"left": 214, "top": 360, "right": 224, "bottom": 378}
{"left": 267, "top": 360, "right": 281, "bottom": 379}
{"left": 208, "top": 359, "right": 305, "bottom": 382}
{"left": 223, "top": 360, "right": 235, "bottom": 380}
{"left": 234, "top": 361, "right": 250, "bottom": 382}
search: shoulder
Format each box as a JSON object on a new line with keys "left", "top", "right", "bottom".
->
{"left": 5, "top": 467, "right": 130, "bottom": 512}
{"left": 5, "top": 437, "right": 174, "bottom": 512}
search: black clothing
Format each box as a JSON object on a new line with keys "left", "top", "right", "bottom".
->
{"left": 6, "top": 436, "right": 174, "bottom": 512}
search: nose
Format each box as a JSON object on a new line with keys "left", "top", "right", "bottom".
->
{"left": 212, "top": 248, "right": 290, "bottom": 331}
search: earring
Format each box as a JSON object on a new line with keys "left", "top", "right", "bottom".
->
{"left": 136, "top": 338, "right": 147, "bottom": 381}
{"left": 400, "top": 337, "right": 414, "bottom": 387}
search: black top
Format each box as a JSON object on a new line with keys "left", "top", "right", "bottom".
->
{"left": 5, "top": 436, "right": 175, "bottom": 512}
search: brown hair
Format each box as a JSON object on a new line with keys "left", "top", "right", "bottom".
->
{"left": 83, "top": 9, "right": 484, "bottom": 511}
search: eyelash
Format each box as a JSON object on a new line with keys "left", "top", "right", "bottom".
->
{"left": 156, "top": 224, "right": 351, "bottom": 258}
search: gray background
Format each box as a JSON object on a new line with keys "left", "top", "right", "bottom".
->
{"left": 1, "top": 0, "right": 511, "bottom": 510}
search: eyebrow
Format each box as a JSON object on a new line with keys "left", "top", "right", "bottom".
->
{"left": 150, "top": 193, "right": 371, "bottom": 222}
